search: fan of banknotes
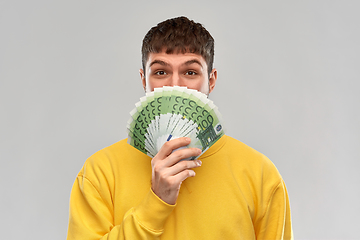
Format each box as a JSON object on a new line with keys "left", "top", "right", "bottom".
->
{"left": 127, "top": 86, "right": 225, "bottom": 159}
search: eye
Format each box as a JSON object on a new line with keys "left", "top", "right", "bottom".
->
{"left": 155, "top": 71, "right": 166, "bottom": 75}
{"left": 185, "top": 71, "right": 197, "bottom": 76}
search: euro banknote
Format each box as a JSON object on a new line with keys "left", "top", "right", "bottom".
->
{"left": 127, "top": 86, "right": 225, "bottom": 159}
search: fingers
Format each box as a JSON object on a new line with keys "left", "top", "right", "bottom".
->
{"left": 169, "top": 159, "right": 202, "bottom": 176}
{"left": 153, "top": 137, "right": 201, "bottom": 167}
{"left": 165, "top": 147, "right": 201, "bottom": 167}
{"left": 151, "top": 137, "right": 203, "bottom": 205}
{"left": 155, "top": 137, "right": 192, "bottom": 159}
{"left": 157, "top": 159, "right": 202, "bottom": 179}
{"left": 151, "top": 160, "right": 201, "bottom": 205}
{"left": 173, "top": 168, "right": 197, "bottom": 184}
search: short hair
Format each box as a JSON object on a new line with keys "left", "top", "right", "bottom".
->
{"left": 142, "top": 16, "right": 215, "bottom": 76}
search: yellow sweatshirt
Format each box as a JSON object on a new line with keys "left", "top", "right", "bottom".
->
{"left": 67, "top": 135, "right": 293, "bottom": 239}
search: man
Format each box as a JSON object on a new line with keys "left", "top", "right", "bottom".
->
{"left": 67, "top": 16, "right": 293, "bottom": 239}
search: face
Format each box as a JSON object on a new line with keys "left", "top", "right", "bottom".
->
{"left": 140, "top": 52, "right": 217, "bottom": 95}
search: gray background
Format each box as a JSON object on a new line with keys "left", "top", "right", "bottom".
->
{"left": 1, "top": 0, "right": 359, "bottom": 239}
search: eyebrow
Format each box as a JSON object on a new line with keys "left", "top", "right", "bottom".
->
{"left": 149, "top": 60, "right": 170, "bottom": 68}
{"left": 182, "top": 59, "right": 203, "bottom": 68}
{"left": 148, "top": 59, "right": 203, "bottom": 68}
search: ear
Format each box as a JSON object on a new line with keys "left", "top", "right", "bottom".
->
{"left": 139, "top": 69, "right": 146, "bottom": 90}
{"left": 208, "top": 68, "right": 218, "bottom": 93}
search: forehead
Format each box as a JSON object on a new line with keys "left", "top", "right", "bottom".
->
{"left": 146, "top": 52, "right": 207, "bottom": 69}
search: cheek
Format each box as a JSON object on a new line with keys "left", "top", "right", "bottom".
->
{"left": 187, "top": 79, "right": 209, "bottom": 94}
{"left": 199, "top": 81, "right": 209, "bottom": 94}
{"left": 146, "top": 78, "right": 165, "bottom": 91}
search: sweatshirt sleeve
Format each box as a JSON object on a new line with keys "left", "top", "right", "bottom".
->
{"left": 255, "top": 180, "right": 293, "bottom": 240}
{"left": 66, "top": 174, "right": 175, "bottom": 240}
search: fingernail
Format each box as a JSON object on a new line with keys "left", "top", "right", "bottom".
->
{"left": 185, "top": 137, "right": 191, "bottom": 143}
{"left": 197, "top": 160, "right": 202, "bottom": 166}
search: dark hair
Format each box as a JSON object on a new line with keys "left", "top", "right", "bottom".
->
{"left": 142, "top": 16, "right": 215, "bottom": 76}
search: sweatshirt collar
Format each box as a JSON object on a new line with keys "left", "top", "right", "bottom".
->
{"left": 198, "top": 135, "right": 227, "bottom": 160}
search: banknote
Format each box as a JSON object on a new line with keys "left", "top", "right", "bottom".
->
{"left": 127, "top": 86, "right": 225, "bottom": 158}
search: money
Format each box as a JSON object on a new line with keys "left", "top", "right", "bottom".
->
{"left": 127, "top": 86, "right": 225, "bottom": 159}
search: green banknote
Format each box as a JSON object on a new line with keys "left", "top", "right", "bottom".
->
{"left": 127, "top": 86, "right": 225, "bottom": 158}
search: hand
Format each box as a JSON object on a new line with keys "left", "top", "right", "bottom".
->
{"left": 151, "top": 137, "right": 202, "bottom": 205}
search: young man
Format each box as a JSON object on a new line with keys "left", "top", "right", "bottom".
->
{"left": 67, "top": 16, "right": 293, "bottom": 239}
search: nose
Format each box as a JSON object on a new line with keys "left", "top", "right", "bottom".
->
{"left": 170, "top": 72, "right": 181, "bottom": 86}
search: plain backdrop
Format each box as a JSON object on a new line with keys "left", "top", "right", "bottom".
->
{"left": 1, "top": 1, "right": 359, "bottom": 239}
